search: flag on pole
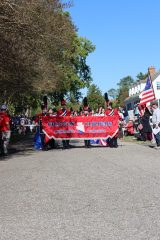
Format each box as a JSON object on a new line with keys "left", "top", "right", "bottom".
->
{"left": 139, "top": 75, "right": 155, "bottom": 105}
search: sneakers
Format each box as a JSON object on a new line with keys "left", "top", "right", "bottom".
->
{"left": 154, "top": 146, "right": 160, "bottom": 150}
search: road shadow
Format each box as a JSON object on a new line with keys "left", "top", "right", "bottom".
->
{"left": 0, "top": 135, "right": 35, "bottom": 161}
{"left": 0, "top": 137, "right": 124, "bottom": 161}
{"left": 54, "top": 143, "right": 123, "bottom": 150}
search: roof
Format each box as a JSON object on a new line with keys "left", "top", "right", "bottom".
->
{"left": 124, "top": 93, "right": 140, "bottom": 103}
{"left": 152, "top": 70, "right": 160, "bottom": 81}
{"left": 130, "top": 79, "right": 146, "bottom": 88}
{"left": 130, "top": 71, "right": 160, "bottom": 87}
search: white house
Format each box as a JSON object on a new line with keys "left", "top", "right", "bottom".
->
{"left": 125, "top": 66, "right": 160, "bottom": 110}
{"left": 152, "top": 72, "right": 160, "bottom": 100}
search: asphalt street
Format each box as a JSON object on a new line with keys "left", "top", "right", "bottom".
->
{"left": 0, "top": 140, "right": 160, "bottom": 240}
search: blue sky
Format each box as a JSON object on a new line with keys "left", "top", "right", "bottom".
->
{"left": 68, "top": 0, "right": 160, "bottom": 94}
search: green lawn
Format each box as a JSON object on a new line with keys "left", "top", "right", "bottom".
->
{"left": 122, "top": 135, "right": 151, "bottom": 145}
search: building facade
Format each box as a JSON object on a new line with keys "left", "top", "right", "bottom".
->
{"left": 125, "top": 67, "right": 160, "bottom": 110}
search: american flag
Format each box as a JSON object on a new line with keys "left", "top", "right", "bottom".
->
{"left": 139, "top": 75, "right": 155, "bottom": 105}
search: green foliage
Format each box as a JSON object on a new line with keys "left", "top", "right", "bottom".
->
{"left": 108, "top": 88, "right": 118, "bottom": 99}
{"left": 136, "top": 72, "right": 148, "bottom": 80}
{"left": 0, "top": 0, "right": 95, "bottom": 112}
{"left": 117, "top": 76, "right": 134, "bottom": 89}
{"left": 59, "top": 35, "right": 95, "bottom": 98}
{"left": 116, "top": 76, "right": 134, "bottom": 107}
{"left": 87, "top": 84, "right": 105, "bottom": 111}
{"left": 116, "top": 88, "right": 129, "bottom": 107}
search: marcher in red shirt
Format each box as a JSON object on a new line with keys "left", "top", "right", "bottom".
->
{"left": 57, "top": 99, "right": 71, "bottom": 149}
{"left": 0, "top": 105, "right": 11, "bottom": 156}
{"left": 57, "top": 99, "right": 71, "bottom": 117}
{"left": 82, "top": 97, "right": 92, "bottom": 148}
{"left": 105, "top": 102, "right": 119, "bottom": 148}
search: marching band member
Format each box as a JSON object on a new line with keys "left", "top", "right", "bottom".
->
{"left": 82, "top": 97, "right": 91, "bottom": 148}
{"left": 0, "top": 105, "right": 11, "bottom": 156}
{"left": 57, "top": 99, "right": 71, "bottom": 149}
{"left": 47, "top": 108, "right": 57, "bottom": 149}
{"left": 105, "top": 102, "right": 119, "bottom": 148}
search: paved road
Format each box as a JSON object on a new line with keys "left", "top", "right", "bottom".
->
{"left": 0, "top": 141, "right": 160, "bottom": 240}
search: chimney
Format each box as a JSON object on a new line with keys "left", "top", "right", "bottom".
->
{"left": 148, "top": 66, "right": 156, "bottom": 77}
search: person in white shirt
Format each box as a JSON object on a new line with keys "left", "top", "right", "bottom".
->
{"left": 151, "top": 101, "right": 160, "bottom": 148}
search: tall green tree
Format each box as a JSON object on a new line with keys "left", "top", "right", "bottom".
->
{"left": 108, "top": 88, "right": 118, "bottom": 99}
{"left": 117, "top": 76, "right": 134, "bottom": 107}
{"left": 0, "top": 0, "right": 74, "bottom": 103}
{"left": 136, "top": 72, "right": 148, "bottom": 80}
{"left": 57, "top": 35, "right": 95, "bottom": 100}
{"left": 0, "top": 0, "right": 95, "bottom": 110}
{"left": 87, "top": 84, "right": 104, "bottom": 111}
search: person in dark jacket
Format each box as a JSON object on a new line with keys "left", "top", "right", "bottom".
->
{"left": 139, "top": 107, "right": 152, "bottom": 141}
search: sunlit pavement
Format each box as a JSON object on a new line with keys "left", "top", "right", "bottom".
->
{"left": 0, "top": 141, "right": 160, "bottom": 240}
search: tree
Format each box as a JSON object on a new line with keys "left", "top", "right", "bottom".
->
{"left": 57, "top": 35, "right": 95, "bottom": 100}
{"left": 107, "top": 88, "right": 118, "bottom": 99}
{"left": 136, "top": 72, "right": 148, "bottom": 80}
{"left": 0, "top": 0, "right": 75, "bottom": 103}
{"left": 0, "top": 0, "right": 95, "bottom": 111}
{"left": 87, "top": 84, "right": 104, "bottom": 111}
{"left": 117, "top": 76, "right": 134, "bottom": 89}
{"left": 117, "top": 76, "right": 134, "bottom": 107}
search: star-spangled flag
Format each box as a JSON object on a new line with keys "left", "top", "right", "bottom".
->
{"left": 139, "top": 75, "right": 155, "bottom": 105}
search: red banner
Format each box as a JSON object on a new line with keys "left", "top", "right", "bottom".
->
{"left": 42, "top": 116, "right": 119, "bottom": 140}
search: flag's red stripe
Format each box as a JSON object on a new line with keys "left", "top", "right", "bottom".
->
{"left": 140, "top": 93, "right": 155, "bottom": 100}
{"left": 140, "top": 99, "right": 155, "bottom": 104}
{"left": 140, "top": 96, "right": 155, "bottom": 104}
{"left": 140, "top": 86, "right": 155, "bottom": 105}
{"left": 142, "top": 90, "right": 154, "bottom": 96}
{"left": 141, "top": 93, "right": 155, "bottom": 101}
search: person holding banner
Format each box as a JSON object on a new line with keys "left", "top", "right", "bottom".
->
{"left": 47, "top": 108, "right": 57, "bottom": 149}
{"left": 58, "top": 99, "right": 71, "bottom": 149}
{"left": 82, "top": 97, "right": 92, "bottom": 148}
{"left": 105, "top": 103, "right": 119, "bottom": 148}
